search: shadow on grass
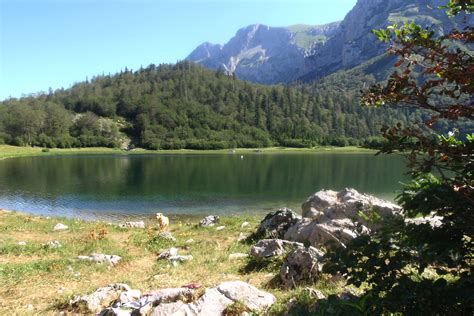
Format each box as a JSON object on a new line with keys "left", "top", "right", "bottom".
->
{"left": 239, "top": 257, "right": 283, "bottom": 274}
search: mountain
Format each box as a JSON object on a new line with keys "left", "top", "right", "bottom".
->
{"left": 187, "top": 0, "right": 472, "bottom": 84}
{"left": 186, "top": 22, "right": 340, "bottom": 84}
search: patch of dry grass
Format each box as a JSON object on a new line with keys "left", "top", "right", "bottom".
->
{"left": 0, "top": 210, "right": 345, "bottom": 315}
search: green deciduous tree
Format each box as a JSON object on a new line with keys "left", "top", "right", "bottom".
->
{"left": 324, "top": 1, "right": 473, "bottom": 314}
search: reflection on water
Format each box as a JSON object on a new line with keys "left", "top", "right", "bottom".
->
{"left": 0, "top": 153, "right": 408, "bottom": 219}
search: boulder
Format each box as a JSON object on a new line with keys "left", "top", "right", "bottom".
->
{"left": 302, "top": 188, "right": 401, "bottom": 222}
{"left": 250, "top": 239, "right": 305, "bottom": 259}
{"left": 282, "top": 189, "right": 401, "bottom": 248}
{"left": 216, "top": 281, "right": 276, "bottom": 311}
{"left": 53, "top": 223, "right": 68, "bottom": 231}
{"left": 284, "top": 218, "right": 370, "bottom": 248}
{"left": 199, "top": 215, "right": 219, "bottom": 227}
{"left": 254, "top": 208, "right": 300, "bottom": 239}
{"left": 119, "top": 221, "right": 145, "bottom": 229}
{"left": 77, "top": 253, "right": 122, "bottom": 266}
{"left": 69, "top": 284, "right": 131, "bottom": 313}
{"left": 280, "top": 247, "right": 324, "bottom": 289}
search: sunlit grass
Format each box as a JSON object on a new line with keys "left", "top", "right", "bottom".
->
{"left": 0, "top": 209, "right": 350, "bottom": 315}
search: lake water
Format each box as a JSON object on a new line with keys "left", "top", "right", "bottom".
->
{"left": 0, "top": 153, "right": 407, "bottom": 219}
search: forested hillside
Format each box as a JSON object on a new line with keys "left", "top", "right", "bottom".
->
{"left": 0, "top": 61, "right": 422, "bottom": 150}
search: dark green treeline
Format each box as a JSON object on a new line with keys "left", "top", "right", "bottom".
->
{"left": 0, "top": 61, "right": 420, "bottom": 149}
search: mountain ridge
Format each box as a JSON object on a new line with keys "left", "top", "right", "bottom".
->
{"left": 186, "top": 0, "right": 472, "bottom": 84}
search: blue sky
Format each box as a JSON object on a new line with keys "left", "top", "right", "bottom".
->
{"left": 0, "top": 0, "right": 356, "bottom": 100}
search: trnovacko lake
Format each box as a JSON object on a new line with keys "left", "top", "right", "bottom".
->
{"left": 0, "top": 153, "right": 407, "bottom": 219}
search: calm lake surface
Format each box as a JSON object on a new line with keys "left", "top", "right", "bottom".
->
{"left": 0, "top": 153, "right": 407, "bottom": 219}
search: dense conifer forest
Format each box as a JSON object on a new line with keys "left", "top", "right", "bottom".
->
{"left": 0, "top": 61, "right": 438, "bottom": 150}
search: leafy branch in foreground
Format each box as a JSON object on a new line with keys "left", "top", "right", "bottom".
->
{"left": 324, "top": 2, "right": 473, "bottom": 315}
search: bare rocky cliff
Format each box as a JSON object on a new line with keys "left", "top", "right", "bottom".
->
{"left": 186, "top": 23, "right": 339, "bottom": 84}
{"left": 186, "top": 0, "right": 472, "bottom": 84}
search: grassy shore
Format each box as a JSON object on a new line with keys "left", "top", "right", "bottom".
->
{"left": 0, "top": 144, "right": 375, "bottom": 160}
{"left": 0, "top": 209, "right": 347, "bottom": 315}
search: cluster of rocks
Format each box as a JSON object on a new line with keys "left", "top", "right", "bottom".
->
{"left": 157, "top": 247, "right": 193, "bottom": 266}
{"left": 119, "top": 221, "right": 146, "bottom": 229}
{"left": 68, "top": 281, "right": 275, "bottom": 315}
{"left": 77, "top": 253, "right": 122, "bottom": 266}
{"left": 42, "top": 240, "right": 62, "bottom": 249}
{"left": 247, "top": 188, "right": 403, "bottom": 289}
{"left": 199, "top": 215, "right": 219, "bottom": 227}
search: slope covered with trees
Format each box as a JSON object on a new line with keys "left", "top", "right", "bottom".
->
{"left": 0, "top": 62, "right": 424, "bottom": 150}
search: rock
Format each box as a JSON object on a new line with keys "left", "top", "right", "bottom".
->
{"left": 250, "top": 239, "right": 305, "bottom": 259}
{"left": 146, "top": 287, "right": 194, "bottom": 303}
{"left": 69, "top": 284, "right": 131, "bottom": 313}
{"left": 155, "top": 213, "right": 169, "bottom": 231}
{"left": 284, "top": 218, "right": 369, "bottom": 248}
{"left": 255, "top": 208, "right": 300, "bottom": 239}
{"left": 303, "top": 287, "right": 326, "bottom": 300}
{"left": 280, "top": 247, "right": 324, "bottom": 289}
{"left": 216, "top": 281, "right": 276, "bottom": 311}
{"left": 281, "top": 189, "right": 401, "bottom": 249}
{"left": 168, "top": 255, "right": 193, "bottom": 266}
{"left": 77, "top": 253, "right": 122, "bottom": 266}
{"left": 241, "top": 221, "right": 250, "bottom": 229}
{"left": 53, "top": 223, "right": 68, "bottom": 231}
{"left": 216, "top": 226, "right": 225, "bottom": 231}
{"left": 156, "top": 231, "right": 176, "bottom": 241}
{"left": 17, "top": 241, "right": 27, "bottom": 246}
{"left": 302, "top": 188, "right": 401, "bottom": 222}
{"left": 339, "top": 288, "right": 359, "bottom": 301}
{"left": 119, "top": 221, "right": 145, "bottom": 229}
{"left": 119, "top": 289, "right": 141, "bottom": 304}
{"left": 157, "top": 248, "right": 178, "bottom": 260}
{"left": 185, "top": 238, "right": 194, "bottom": 244}
{"left": 228, "top": 253, "right": 249, "bottom": 260}
{"left": 42, "top": 240, "right": 62, "bottom": 249}
{"left": 237, "top": 232, "right": 246, "bottom": 242}
{"left": 405, "top": 215, "right": 443, "bottom": 228}
{"left": 151, "top": 301, "right": 194, "bottom": 315}
{"left": 72, "top": 281, "right": 274, "bottom": 316}
{"left": 199, "top": 215, "right": 219, "bottom": 227}
{"left": 153, "top": 281, "right": 275, "bottom": 315}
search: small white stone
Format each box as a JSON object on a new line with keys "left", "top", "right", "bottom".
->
{"left": 240, "top": 221, "right": 250, "bottom": 229}
{"left": 17, "top": 241, "right": 27, "bottom": 246}
{"left": 26, "top": 304, "right": 34, "bottom": 310}
{"left": 185, "top": 238, "right": 194, "bottom": 244}
{"left": 237, "top": 232, "right": 246, "bottom": 241}
{"left": 216, "top": 226, "right": 225, "bottom": 231}
{"left": 53, "top": 223, "right": 68, "bottom": 231}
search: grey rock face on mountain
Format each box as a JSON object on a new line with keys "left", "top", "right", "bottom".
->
{"left": 187, "top": 23, "right": 339, "bottom": 84}
{"left": 303, "top": 0, "right": 470, "bottom": 80}
{"left": 187, "top": 0, "right": 471, "bottom": 84}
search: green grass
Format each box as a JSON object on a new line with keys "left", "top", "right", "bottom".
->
{"left": 0, "top": 144, "right": 375, "bottom": 160}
